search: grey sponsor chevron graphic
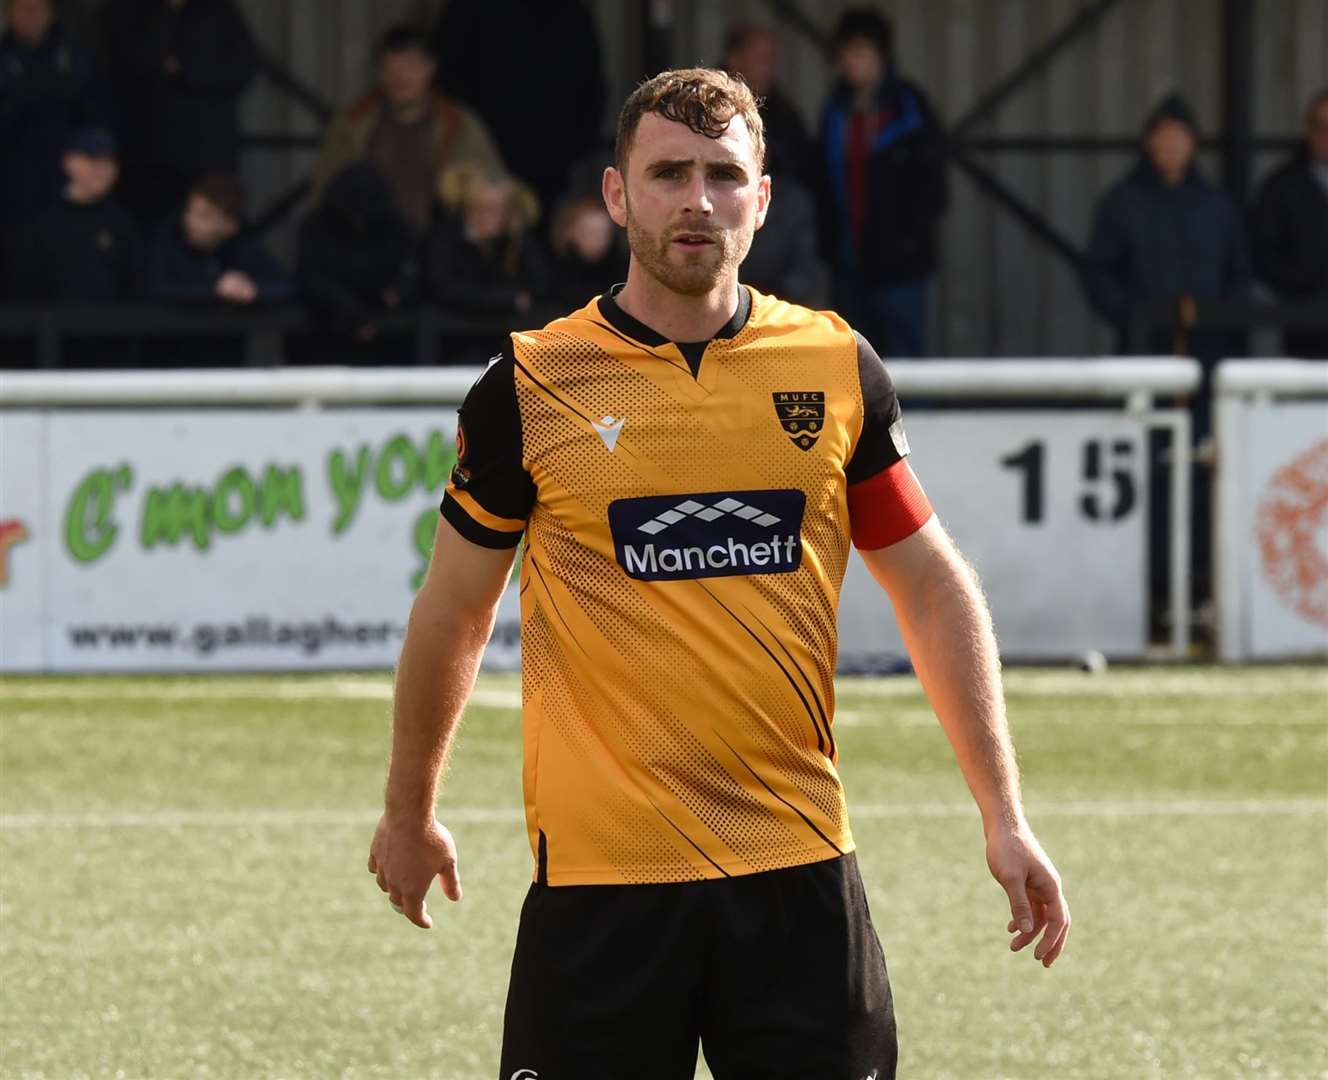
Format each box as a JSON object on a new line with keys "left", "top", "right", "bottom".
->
{"left": 636, "top": 496, "right": 782, "bottom": 536}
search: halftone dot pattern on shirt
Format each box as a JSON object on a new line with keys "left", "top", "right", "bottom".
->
{"left": 469, "top": 290, "right": 901, "bottom": 884}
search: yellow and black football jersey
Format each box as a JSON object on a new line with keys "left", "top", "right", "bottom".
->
{"left": 441, "top": 285, "right": 931, "bottom": 885}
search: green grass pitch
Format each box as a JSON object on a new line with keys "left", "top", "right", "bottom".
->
{"left": 2, "top": 666, "right": 1325, "bottom": 1079}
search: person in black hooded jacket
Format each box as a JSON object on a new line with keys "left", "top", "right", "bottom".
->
{"left": 0, "top": 0, "right": 105, "bottom": 245}
{"left": 1251, "top": 90, "right": 1328, "bottom": 359}
{"left": 102, "top": 0, "right": 259, "bottom": 231}
{"left": 817, "top": 8, "right": 949, "bottom": 358}
{"left": 1085, "top": 93, "right": 1250, "bottom": 363}
{"left": 295, "top": 162, "right": 418, "bottom": 365}
{"left": 424, "top": 164, "right": 550, "bottom": 365}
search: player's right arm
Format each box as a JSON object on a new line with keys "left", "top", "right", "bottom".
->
{"left": 367, "top": 519, "right": 516, "bottom": 929}
{"left": 369, "top": 350, "right": 534, "bottom": 929}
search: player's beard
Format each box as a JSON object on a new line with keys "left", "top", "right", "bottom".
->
{"left": 624, "top": 204, "right": 754, "bottom": 297}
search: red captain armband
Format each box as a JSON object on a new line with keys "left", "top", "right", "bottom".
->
{"left": 847, "top": 459, "right": 933, "bottom": 550}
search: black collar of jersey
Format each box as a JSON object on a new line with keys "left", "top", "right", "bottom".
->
{"left": 597, "top": 282, "right": 752, "bottom": 350}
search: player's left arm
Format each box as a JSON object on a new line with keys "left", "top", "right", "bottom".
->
{"left": 844, "top": 330, "right": 1068, "bottom": 968}
{"left": 858, "top": 521, "right": 1071, "bottom": 968}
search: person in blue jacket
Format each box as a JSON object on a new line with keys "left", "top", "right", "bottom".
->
{"left": 818, "top": 7, "right": 949, "bottom": 358}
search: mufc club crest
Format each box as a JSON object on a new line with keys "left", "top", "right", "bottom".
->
{"left": 772, "top": 391, "right": 825, "bottom": 451}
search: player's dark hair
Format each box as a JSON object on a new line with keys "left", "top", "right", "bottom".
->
{"left": 615, "top": 67, "right": 766, "bottom": 174}
{"left": 376, "top": 23, "right": 432, "bottom": 60}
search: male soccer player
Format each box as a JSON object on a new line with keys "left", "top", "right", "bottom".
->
{"left": 368, "top": 68, "right": 1069, "bottom": 1078}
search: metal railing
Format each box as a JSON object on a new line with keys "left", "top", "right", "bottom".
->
{"left": 0, "top": 303, "right": 566, "bottom": 370}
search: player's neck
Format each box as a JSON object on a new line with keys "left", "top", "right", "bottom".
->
{"left": 613, "top": 266, "right": 741, "bottom": 344}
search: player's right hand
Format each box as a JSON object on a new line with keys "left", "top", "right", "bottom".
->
{"left": 367, "top": 815, "right": 462, "bottom": 929}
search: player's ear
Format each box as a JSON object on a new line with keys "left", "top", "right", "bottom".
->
{"left": 602, "top": 166, "right": 628, "bottom": 228}
{"left": 753, "top": 174, "right": 772, "bottom": 231}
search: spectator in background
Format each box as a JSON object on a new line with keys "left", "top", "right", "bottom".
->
{"left": 0, "top": 0, "right": 104, "bottom": 243}
{"left": 8, "top": 124, "right": 141, "bottom": 367}
{"left": 1086, "top": 93, "right": 1250, "bottom": 365}
{"left": 149, "top": 173, "right": 289, "bottom": 305}
{"left": 546, "top": 193, "right": 626, "bottom": 311}
{"left": 721, "top": 23, "right": 815, "bottom": 189}
{"left": 11, "top": 125, "right": 141, "bottom": 303}
{"left": 314, "top": 25, "right": 505, "bottom": 238}
{"left": 1251, "top": 89, "right": 1328, "bottom": 359}
{"left": 1087, "top": 93, "right": 1250, "bottom": 623}
{"left": 432, "top": 0, "right": 604, "bottom": 220}
{"left": 147, "top": 173, "right": 289, "bottom": 366}
{"left": 743, "top": 174, "right": 827, "bottom": 308}
{"left": 103, "top": 0, "right": 259, "bottom": 231}
{"left": 818, "top": 8, "right": 948, "bottom": 357}
{"left": 296, "top": 162, "right": 417, "bottom": 365}
{"left": 425, "top": 164, "right": 548, "bottom": 365}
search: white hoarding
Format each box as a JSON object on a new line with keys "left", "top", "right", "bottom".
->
{"left": 838, "top": 411, "right": 1149, "bottom": 666}
{"left": 0, "top": 412, "right": 48, "bottom": 670}
{"left": 2, "top": 407, "right": 1149, "bottom": 673}
{"left": 3, "top": 408, "right": 522, "bottom": 672}
{"left": 1244, "top": 402, "right": 1328, "bottom": 658}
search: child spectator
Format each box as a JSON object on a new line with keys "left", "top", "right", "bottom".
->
{"left": 546, "top": 193, "right": 626, "bottom": 310}
{"left": 424, "top": 164, "right": 549, "bottom": 363}
{"left": 295, "top": 162, "right": 417, "bottom": 365}
{"left": 147, "top": 173, "right": 290, "bottom": 366}
{"left": 149, "top": 173, "right": 290, "bottom": 305}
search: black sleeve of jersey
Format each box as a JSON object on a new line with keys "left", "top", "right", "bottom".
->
{"left": 845, "top": 330, "right": 909, "bottom": 486}
{"left": 439, "top": 345, "right": 536, "bottom": 548}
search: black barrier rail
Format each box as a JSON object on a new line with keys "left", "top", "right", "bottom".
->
{"left": 0, "top": 304, "right": 567, "bottom": 370}
{"left": 2, "top": 301, "right": 1323, "bottom": 371}
{"left": 1125, "top": 299, "right": 1328, "bottom": 355}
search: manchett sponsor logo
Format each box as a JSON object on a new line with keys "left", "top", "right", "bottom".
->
{"left": 608, "top": 490, "right": 805, "bottom": 582}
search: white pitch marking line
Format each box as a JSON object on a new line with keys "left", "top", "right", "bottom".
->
{"left": 1, "top": 799, "right": 1323, "bottom": 831}
{"left": 0, "top": 680, "right": 527, "bottom": 707}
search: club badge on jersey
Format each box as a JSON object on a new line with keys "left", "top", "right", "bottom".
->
{"left": 773, "top": 391, "right": 826, "bottom": 451}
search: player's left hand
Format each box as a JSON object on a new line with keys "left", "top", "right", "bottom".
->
{"left": 986, "top": 824, "right": 1070, "bottom": 968}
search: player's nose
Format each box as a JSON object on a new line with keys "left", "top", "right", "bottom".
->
{"left": 679, "top": 173, "right": 714, "bottom": 214}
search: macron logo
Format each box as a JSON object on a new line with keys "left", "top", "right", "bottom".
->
{"left": 593, "top": 415, "right": 625, "bottom": 452}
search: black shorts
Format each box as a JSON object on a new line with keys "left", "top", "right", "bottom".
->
{"left": 498, "top": 852, "right": 896, "bottom": 1079}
